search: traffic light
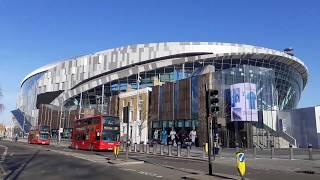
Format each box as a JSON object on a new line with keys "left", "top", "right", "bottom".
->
{"left": 207, "top": 89, "right": 219, "bottom": 114}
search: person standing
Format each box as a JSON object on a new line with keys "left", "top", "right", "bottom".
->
{"left": 170, "top": 128, "right": 176, "bottom": 145}
{"left": 161, "top": 128, "right": 167, "bottom": 145}
{"left": 153, "top": 129, "right": 159, "bottom": 144}
{"left": 189, "top": 128, "right": 197, "bottom": 148}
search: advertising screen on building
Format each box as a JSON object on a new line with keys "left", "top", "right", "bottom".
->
{"left": 231, "top": 83, "right": 258, "bottom": 122}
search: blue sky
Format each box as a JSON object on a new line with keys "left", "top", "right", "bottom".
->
{"left": 0, "top": 0, "right": 319, "bottom": 126}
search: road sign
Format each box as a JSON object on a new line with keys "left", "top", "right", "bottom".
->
{"left": 236, "top": 152, "right": 246, "bottom": 179}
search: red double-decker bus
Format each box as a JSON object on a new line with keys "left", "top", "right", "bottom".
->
{"left": 71, "top": 115, "right": 120, "bottom": 151}
{"left": 28, "top": 125, "right": 50, "bottom": 145}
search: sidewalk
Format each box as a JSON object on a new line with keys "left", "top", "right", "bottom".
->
{"left": 127, "top": 145, "right": 320, "bottom": 175}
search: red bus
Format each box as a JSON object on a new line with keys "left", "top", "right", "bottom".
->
{"left": 71, "top": 115, "right": 120, "bottom": 151}
{"left": 28, "top": 125, "right": 50, "bottom": 145}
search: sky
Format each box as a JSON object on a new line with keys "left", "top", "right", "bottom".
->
{"left": 0, "top": 0, "right": 320, "bottom": 126}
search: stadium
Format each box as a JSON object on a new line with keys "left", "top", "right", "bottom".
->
{"left": 12, "top": 42, "right": 309, "bottom": 148}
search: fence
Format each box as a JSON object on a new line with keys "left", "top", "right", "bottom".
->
{"left": 121, "top": 143, "right": 320, "bottom": 161}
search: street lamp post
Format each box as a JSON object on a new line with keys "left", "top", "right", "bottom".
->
{"left": 136, "top": 65, "right": 141, "bottom": 143}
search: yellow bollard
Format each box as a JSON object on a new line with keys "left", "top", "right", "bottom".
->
{"left": 236, "top": 152, "right": 246, "bottom": 180}
{"left": 205, "top": 143, "right": 208, "bottom": 154}
{"left": 114, "top": 145, "right": 120, "bottom": 159}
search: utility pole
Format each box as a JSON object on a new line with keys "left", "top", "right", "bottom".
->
{"left": 136, "top": 65, "right": 141, "bottom": 143}
{"left": 78, "top": 92, "right": 83, "bottom": 119}
{"left": 123, "top": 103, "right": 130, "bottom": 161}
{"left": 101, "top": 84, "right": 105, "bottom": 114}
{"left": 58, "top": 101, "right": 63, "bottom": 144}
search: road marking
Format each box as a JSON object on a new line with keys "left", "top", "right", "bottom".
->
{"left": 0, "top": 145, "right": 8, "bottom": 177}
{"left": 138, "top": 171, "right": 163, "bottom": 178}
{"left": 122, "top": 168, "right": 162, "bottom": 178}
{"left": 0, "top": 145, "right": 8, "bottom": 162}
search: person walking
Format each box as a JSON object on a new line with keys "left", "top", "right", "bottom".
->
{"left": 189, "top": 128, "right": 197, "bottom": 148}
{"left": 153, "top": 129, "right": 159, "bottom": 144}
{"left": 170, "top": 128, "right": 176, "bottom": 145}
{"left": 15, "top": 133, "right": 18, "bottom": 142}
{"left": 161, "top": 128, "right": 167, "bottom": 145}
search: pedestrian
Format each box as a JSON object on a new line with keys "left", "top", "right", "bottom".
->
{"left": 15, "top": 133, "right": 18, "bottom": 142}
{"left": 189, "top": 128, "right": 197, "bottom": 148}
{"left": 161, "top": 128, "right": 167, "bottom": 145}
{"left": 153, "top": 129, "right": 159, "bottom": 144}
{"left": 170, "top": 128, "right": 176, "bottom": 146}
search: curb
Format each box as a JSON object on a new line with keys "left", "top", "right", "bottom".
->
{"left": 182, "top": 173, "right": 247, "bottom": 180}
{"left": 108, "top": 160, "right": 144, "bottom": 166}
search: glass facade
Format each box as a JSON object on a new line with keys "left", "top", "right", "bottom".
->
{"left": 17, "top": 72, "right": 44, "bottom": 127}
{"left": 61, "top": 57, "right": 304, "bottom": 147}
{"left": 65, "top": 58, "right": 303, "bottom": 112}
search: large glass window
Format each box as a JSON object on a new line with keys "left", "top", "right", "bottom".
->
{"left": 39, "top": 133, "right": 49, "bottom": 140}
{"left": 102, "top": 131, "right": 120, "bottom": 142}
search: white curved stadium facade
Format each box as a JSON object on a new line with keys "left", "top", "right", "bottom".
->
{"left": 14, "top": 42, "right": 308, "bottom": 137}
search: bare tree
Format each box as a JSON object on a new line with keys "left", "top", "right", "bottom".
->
{"left": 0, "top": 87, "right": 4, "bottom": 112}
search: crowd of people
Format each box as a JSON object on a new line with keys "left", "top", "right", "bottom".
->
{"left": 152, "top": 128, "right": 197, "bottom": 148}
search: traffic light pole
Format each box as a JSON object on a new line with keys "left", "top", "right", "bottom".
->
{"left": 126, "top": 114, "right": 129, "bottom": 161}
{"left": 206, "top": 88, "right": 219, "bottom": 176}
{"left": 206, "top": 91, "right": 213, "bottom": 176}
{"left": 123, "top": 103, "right": 130, "bottom": 161}
{"left": 207, "top": 115, "right": 213, "bottom": 175}
{"left": 213, "top": 116, "right": 217, "bottom": 161}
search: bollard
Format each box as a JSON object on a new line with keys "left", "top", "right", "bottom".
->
{"left": 289, "top": 144, "right": 293, "bottom": 160}
{"left": 120, "top": 142, "right": 124, "bottom": 152}
{"left": 140, "top": 143, "right": 144, "bottom": 153}
{"left": 235, "top": 143, "right": 239, "bottom": 153}
{"left": 146, "top": 143, "right": 150, "bottom": 154}
{"left": 122, "top": 142, "right": 126, "bottom": 152}
{"left": 134, "top": 143, "right": 137, "bottom": 153}
{"left": 187, "top": 145, "right": 191, "bottom": 158}
{"left": 129, "top": 143, "right": 132, "bottom": 152}
{"left": 168, "top": 144, "right": 172, "bottom": 156}
{"left": 270, "top": 144, "right": 274, "bottom": 159}
{"left": 253, "top": 144, "right": 257, "bottom": 159}
{"left": 308, "top": 144, "right": 313, "bottom": 160}
{"left": 160, "top": 144, "right": 164, "bottom": 155}
{"left": 177, "top": 142, "right": 181, "bottom": 157}
{"left": 153, "top": 143, "right": 157, "bottom": 155}
{"left": 202, "top": 143, "right": 206, "bottom": 159}
{"left": 122, "top": 142, "right": 126, "bottom": 151}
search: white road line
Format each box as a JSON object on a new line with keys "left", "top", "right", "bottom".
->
{"left": 0, "top": 145, "right": 8, "bottom": 177}
{"left": 122, "top": 168, "right": 162, "bottom": 178}
{"left": 0, "top": 145, "right": 8, "bottom": 162}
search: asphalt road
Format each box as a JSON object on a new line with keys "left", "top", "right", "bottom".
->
{"left": 0, "top": 141, "right": 164, "bottom": 180}
{"left": 1, "top": 140, "right": 320, "bottom": 180}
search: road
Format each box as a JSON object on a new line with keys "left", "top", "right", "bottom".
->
{"left": 0, "top": 141, "right": 187, "bottom": 180}
{"left": 1, "top": 140, "right": 320, "bottom": 180}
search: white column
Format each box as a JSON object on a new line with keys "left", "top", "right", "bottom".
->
{"left": 79, "top": 92, "right": 83, "bottom": 119}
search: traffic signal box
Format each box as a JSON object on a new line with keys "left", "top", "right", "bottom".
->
{"left": 207, "top": 89, "right": 219, "bottom": 114}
